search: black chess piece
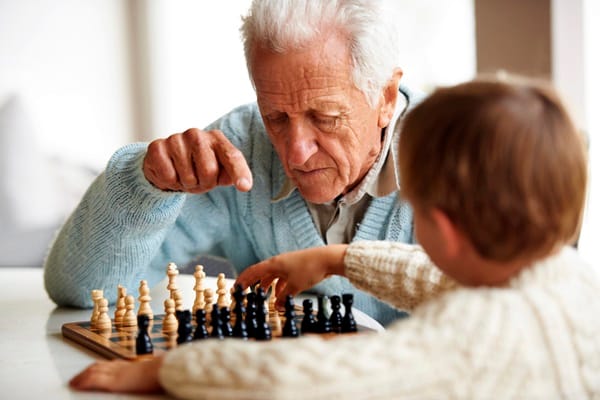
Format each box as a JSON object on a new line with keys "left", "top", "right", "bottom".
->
{"left": 232, "top": 285, "right": 248, "bottom": 340}
{"left": 329, "top": 295, "right": 343, "bottom": 333}
{"left": 193, "top": 309, "right": 209, "bottom": 340}
{"left": 245, "top": 291, "right": 258, "bottom": 339}
{"left": 341, "top": 293, "right": 358, "bottom": 333}
{"left": 210, "top": 306, "right": 225, "bottom": 339}
{"left": 136, "top": 314, "right": 153, "bottom": 355}
{"left": 220, "top": 306, "right": 233, "bottom": 337}
{"left": 301, "top": 298, "right": 317, "bottom": 334}
{"left": 282, "top": 295, "right": 299, "bottom": 337}
{"left": 176, "top": 309, "right": 193, "bottom": 344}
{"left": 316, "top": 295, "right": 332, "bottom": 333}
{"left": 255, "top": 287, "right": 272, "bottom": 341}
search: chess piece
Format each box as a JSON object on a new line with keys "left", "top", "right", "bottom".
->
{"left": 268, "top": 278, "right": 278, "bottom": 312}
{"left": 193, "top": 309, "right": 209, "bottom": 340}
{"left": 244, "top": 291, "right": 258, "bottom": 338}
{"left": 255, "top": 288, "right": 272, "bottom": 341}
{"left": 282, "top": 295, "right": 299, "bottom": 337}
{"left": 192, "top": 265, "right": 206, "bottom": 317}
{"left": 136, "top": 314, "right": 153, "bottom": 355}
{"left": 341, "top": 293, "right": 358, "bottom": 333}
{"left": 216, "top": 273, "right": 230, "bottom": 308}
{"left": 166, "top": 262, "right": 179, "bottom": 299}
{"left": 162, "top": 298, "right": 178, "bottom": 335}
{"left": 176, "top": 309, "right": 193, "bottom": 344}
{"left": 95, "top": 297, "right": 112, "bottom": 332}
{"left": 210, "top": 306, "right": 225, "bottom": 339}
{"left": 232, "top": 284, "right": 248, "bottom": 339}
{"left": 114, "top": 285, "right": 127, "bottom": 328}
{"left": 138, "top": 280, "right": 153, "bottom": 320}
{"left": 172, "top": 289, "right": 184, "bottom": 312}
{"left": 122, "top": 295, "right": 138, "bottom": 331}
{"left": 220, "top": 307, "right": 233, "bottom": 337}
{"left": 90, "top": 289, "right": 103, "bottom": 329}
{"left": 316, "top": 295, "right": 332, "bottom": 333}
{"left": 329, "top": 295, "right": 343, "bottom": 333}
{"left": 301, "top": 298, "right": 318, "bottom": 334}
{"left": 204, "top": 288, "right": 215, "bottom": 322}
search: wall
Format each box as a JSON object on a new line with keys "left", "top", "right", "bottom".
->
{"left": 0, "top": 0, "right": 134, "bottom": 168}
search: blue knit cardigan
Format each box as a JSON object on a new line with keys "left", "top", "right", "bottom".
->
{"left": 44, "top": 89, "right": 417, "bottom": 326}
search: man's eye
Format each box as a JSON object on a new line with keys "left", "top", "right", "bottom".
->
{"left": 266, "top": 113, "right": 288, "bottom": 124}
{"left": 312, "top": 114, "right": 340, "bottom": 132}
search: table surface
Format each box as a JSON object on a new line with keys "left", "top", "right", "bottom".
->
{"left": 0, "top": 267, "right": 383, "bottom": 399}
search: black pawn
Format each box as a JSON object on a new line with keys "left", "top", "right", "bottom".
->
{"left": 136, "top": 314, "right": 153, "bottom": 355}
{"left": 282, "top": 295, "right": 299, "bottom": 337}
{"left": 329, "top": 295, "right": 343, "bottom": 333}
{"left": 301, "top": 298, "right": 317, "bottom": 334}
{"left": 210, "top": 306, "right": 225, "bottom": 339}
{"left": 193, "top": 309, "right": 209, "bottom": 340}
{"left": 220, "top": 307, "right": 233, "bottom": 337}
{"left": 316, "top": 295, "right": 332, "bottom": 333}
{"left": 232, "top": 285, "right": 248, "bottom": 340}
{"left": 254, "top": 288, "right": 272, "bottom": 341}
{"left": 176, "top": 309, "right": 193, "bottom": 344}
{"left": 341, "top": 293, "right": 358, "bottom": 333}
{"left": 245, "top": 292, "right": 258, "bottom": 339}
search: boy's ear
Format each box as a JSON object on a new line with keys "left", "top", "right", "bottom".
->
{"left": 430, "top": 208, "right": 462, "bottom": 259}
{"left": 378, "top": 68, "right": 403, "bottom": 129}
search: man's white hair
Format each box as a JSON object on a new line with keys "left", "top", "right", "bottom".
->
{"left": 240, "top": 0, "right": 401, "bottom": 108}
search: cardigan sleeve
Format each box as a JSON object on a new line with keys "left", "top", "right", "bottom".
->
{"left": 158, "top": 304, "right": 471, "bottom": 400}
{"left": 344, "top": 240, "right": 458, "bottom": 311}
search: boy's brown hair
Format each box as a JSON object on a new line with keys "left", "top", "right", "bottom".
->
{"left": 399, "top": 78, "right": 588, "bottom": 262}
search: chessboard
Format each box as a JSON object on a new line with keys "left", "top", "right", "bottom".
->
{"left": 62, "top": 306, "right": 369, "bottom": 361}
{"left": 62, "top": 262, "right": 372, "bottom": 360}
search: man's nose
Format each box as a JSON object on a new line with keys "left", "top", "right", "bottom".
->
{"left": 286, "top": 120, "right": 318, "bottom": 167}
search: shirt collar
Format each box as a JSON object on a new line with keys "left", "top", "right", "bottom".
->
{"left": 272, "top": 93, "right": 407, "bottom": 204}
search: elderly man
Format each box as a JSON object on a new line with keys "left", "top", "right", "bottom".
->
{"left": 44, "top": 0, "right": 418, "bottom": 326}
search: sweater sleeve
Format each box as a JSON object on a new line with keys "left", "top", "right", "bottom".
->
{"left": 43, "top": 143, "right": 187, "bottom": 307}
{"left": 344, "top": 240, "right": 457, "bottom": 311}
{"left": 158, "top": 298, "right": 472, "bottom": 400}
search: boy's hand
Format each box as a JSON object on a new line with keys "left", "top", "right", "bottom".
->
{"left": 235, "top": 244, "right": 348, "bottom": 308}
{"left": 69, "top": 356, "right": 164, "bottom": 394}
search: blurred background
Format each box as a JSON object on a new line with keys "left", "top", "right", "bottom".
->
{"left": 0, "top": 0, "right": 598, "bottom": 267}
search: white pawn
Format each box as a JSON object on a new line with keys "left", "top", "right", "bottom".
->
{"left": 193, "top": 265, "right": 206, "bottom": 316}
{"left": 166, "top": 262, "right": 179, "bottom": 299}
{"left": 138, "top": 280, "right": 153, "bottom": 320}
{"left": 114, "top": 285, "right": 127, "bottom": 328}
{"left": 204, "top": 288, "right": 214, "bottom": 322}
{"left": 216, "top": 273, "right": 230, "bottom": 308}
{"left": 90, "top": 289, "right": 104, "bottom": 329}
{"left": 172, "top": 289, "right": 184, "bottom": 312}
{"left": 162, "top": 298, "right": 178, "bottom": 335}
{"left": 122, "top": 295, "right": 137, "bottom": 331}
{"left": 95, "top": 297, "right": 112, "bottom": 332}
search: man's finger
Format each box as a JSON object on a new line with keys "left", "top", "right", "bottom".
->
{"left": 213, "top": 136, "right": 253, "bottom": 192}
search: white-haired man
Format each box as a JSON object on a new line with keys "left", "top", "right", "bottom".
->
{"left": 44, "top": 0, "right": 419, "bottom": 326}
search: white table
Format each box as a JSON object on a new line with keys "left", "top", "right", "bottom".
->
{"left": 0, "top": 267, "right": 383, "bottom": 399}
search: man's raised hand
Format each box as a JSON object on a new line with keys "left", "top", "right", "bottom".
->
{"left": 143, "top": 128, "right": 253, "bottom": 194}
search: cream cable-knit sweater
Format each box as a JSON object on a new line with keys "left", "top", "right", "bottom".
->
{"left": 159, "top": 242, "right": 600, "bottom": 399}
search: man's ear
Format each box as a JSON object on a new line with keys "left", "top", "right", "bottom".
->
{"left": 378, "top": 68, "right": 403, "bottom": 129}
{"left": 430, "top": 208, "right": 463, "bottom": 259}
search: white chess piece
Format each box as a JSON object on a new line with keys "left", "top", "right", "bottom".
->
{"left": 193, "top": 265, "right": 206, "bottom": 316}
{"left": 162, "top": 298, "right": 178, "bottom": 335}
{"left": 122, "top": 295, "right": 137, "bottom": 330}
{"left": 138, "top": 280, "right": 153, "bottom": 319}
{"left": 114, "top": 285, "right": 127, "bottom": 328}
{"left": 95, "top": 297, "right": 112, "bottom": 332}
{"left": 90, "top": 289, "right": 104, "bottom": 329}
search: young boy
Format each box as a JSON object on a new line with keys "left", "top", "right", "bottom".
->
{"left": 70, "top": 78, "right": 600, "bottom": 399}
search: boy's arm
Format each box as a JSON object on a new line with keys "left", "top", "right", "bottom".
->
{"left": 345, "top": 241, "right": 457, "bottom": 310}
{"left": 237, "top": 241, "right": 457, "bottom": 312}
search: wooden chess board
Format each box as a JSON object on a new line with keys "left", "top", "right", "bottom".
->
{"left": 62, "top": 309, "right": 371, "bottom": 360}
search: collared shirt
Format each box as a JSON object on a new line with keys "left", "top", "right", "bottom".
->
{"left": 272, "top": 93, "right": 408, "bottom": 244}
